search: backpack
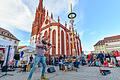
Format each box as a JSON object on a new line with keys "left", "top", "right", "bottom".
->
{"left": 47, "top": 67, "right": 56, "bottom": 73}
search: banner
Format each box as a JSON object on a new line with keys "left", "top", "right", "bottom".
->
{"left": 20, "top": 51, "right": 24, "bottom": 60}
{"left": 9, "top": 48, "right": 15, "bottom": 63}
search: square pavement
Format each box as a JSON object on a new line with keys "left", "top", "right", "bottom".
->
{"left": 0, "top": 66, "right": 120, "bottom": 80}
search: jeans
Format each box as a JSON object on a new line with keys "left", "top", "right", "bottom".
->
{"left": 27, "top": 56, "right": 46, "bottom": 80}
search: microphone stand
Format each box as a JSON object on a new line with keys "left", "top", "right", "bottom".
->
{"left": 0, "top": 45, "right": 13, "bottom": 78}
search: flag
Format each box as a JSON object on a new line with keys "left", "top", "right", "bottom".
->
{"left": 8, "top": 48, "right": 15, "bottom": 64}
{"left": 20, "top": 51, "right": 24, "bottom": 60}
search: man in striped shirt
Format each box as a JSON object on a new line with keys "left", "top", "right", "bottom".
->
{"left": 27, "top": 36, "right": 48, "bottom": 80}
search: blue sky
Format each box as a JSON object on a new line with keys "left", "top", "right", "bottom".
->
{"left": 0, "top": 0, "right": 120, "bottom": 51}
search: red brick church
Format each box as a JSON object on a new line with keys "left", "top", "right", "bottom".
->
{"left": 30, "top": 0, "right": 82, "bottom": 56}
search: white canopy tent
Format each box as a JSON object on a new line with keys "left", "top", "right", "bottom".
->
{"left": 0, "top": 38, "right": 15, "bottom": 66}
{"left": 0, "top": 38, "right": 14, "bottom": 47}
{"left": 18, "top": 46, "right": 35, "bottom": 62}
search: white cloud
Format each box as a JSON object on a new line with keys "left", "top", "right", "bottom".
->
{"left": 0, "top": 0, "right": 34, "bottom": 32}
{"left": 0, "top": 0, "right": 79, "bottom": 32}
{"left": 44, "top": 0, "right": 79, "bottom": 15}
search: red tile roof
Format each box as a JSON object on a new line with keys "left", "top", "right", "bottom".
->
{"left": 94, "top": 35, "right": 120, "bottom": 46}
{"left": 94, "top": 40, "right": 105, "bottom": 46}
{"left": 18, "top": 46, "right": 27, "bottom": 49}
{"left": 104, "top": 35, "right": 120, "bottom": 41}
{"left": 0, "top": 27, "right": 20, "bottom": 41}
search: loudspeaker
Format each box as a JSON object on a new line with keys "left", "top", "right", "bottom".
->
{"left": 47, "top": 67, "right": 56, "bottom": 73}
{"left": 2, "top": 66, "right": 8, "bottom": 72}
{"left": 14, "top": 54, "right": 20, "bottom": 60}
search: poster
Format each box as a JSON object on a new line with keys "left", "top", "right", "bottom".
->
{"left": 0, "top": 49, "right": 4, "bottom": 60}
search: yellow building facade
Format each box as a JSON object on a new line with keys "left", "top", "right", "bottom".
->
{"left": 94, "top": 35, "right": 120, "bottom": 54}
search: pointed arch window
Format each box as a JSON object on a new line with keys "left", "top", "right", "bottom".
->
{"left": 66, "top": 33, "right": 69, "bottom": 56}
{"left": 44, "top": 30, "right": 48, "bottom": 38}
{"left": 61, "top": 30, "right": 65, "bottom": 55}
{"left": 52, "top": 30, "right": 56, "bottom": 55}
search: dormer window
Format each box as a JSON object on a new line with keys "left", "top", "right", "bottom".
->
{"left": 15, "top": 41, "right": 17, "bottom": 43}
{"left": 1, "top": 31, "right": 4, "bottom": 34}
{"left": 4, "top": 32, "right": 6, "bottom": 35}
{"left": 7, "top": 33, "right": 10, "bottom": 36}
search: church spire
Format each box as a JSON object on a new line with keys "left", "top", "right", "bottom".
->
{"left": 47, "top": 10, "right": 49, "bottom": 16}
{"left": 58, "top": 16, "right": 60, "bottom": 23}
{"left": 51, "top": 13, "right": 53, "bottom": 19}
{"left": 38, "top": 0, "right": 43, "bottom": 11}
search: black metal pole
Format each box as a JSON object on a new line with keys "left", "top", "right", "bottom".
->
{"left": 5, "top": 45, "right": 11, "bottom": 74}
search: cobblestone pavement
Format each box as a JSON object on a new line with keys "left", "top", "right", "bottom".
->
{"left": 0, "top": 66, "right": 120, "bottom": 80}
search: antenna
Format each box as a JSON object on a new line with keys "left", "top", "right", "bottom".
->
{"left": 70, "top": 3, "right": 72, "bottom": 13}
{"left": 68, "top": 2, "right": 76, "bottom": 20}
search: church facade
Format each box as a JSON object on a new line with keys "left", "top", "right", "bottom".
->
{"left": 30, "top": 0, "right": 82, "bottom": 56}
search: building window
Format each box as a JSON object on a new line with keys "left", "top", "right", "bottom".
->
{"left": 7, "top": 33, "right": 9, "bottom": 36}
{"left": 44, "top": 31, "right": 48, "bottom": 38}
{"left": 61, "top": 30, "right": 65, "bottom": 55}
{"left": 1, "top": 32, "right": 4, "bottom": 35}
{"left": 4, "top": 32, "right": 7, "bottom": 35}
{"left": 15, "top": 41, "right": 17, "bottom": 44}
{"left": 52, "top": 30, "right": 56, "bottom": 55}
{"left": 66, "top": 33, "right": 70, "bottom": 56}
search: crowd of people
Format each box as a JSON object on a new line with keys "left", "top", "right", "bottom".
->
{"left": 46, "top": 55, "right": 80, "bottom": 71}
{"left": 1, "top": 51, "right": 120, "bottom": 72}
{"left": 85, "top": 51, "right": 120, "bottom": 68}
{"left": 1, "top": 50, "right": 120, "bottom": 80}
{"left": 1, "top": 35, "right": 120, "bottom": 80}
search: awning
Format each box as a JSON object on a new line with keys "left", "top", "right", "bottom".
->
{"left": 0, "top": 38, "right": 15, "bottom": 66}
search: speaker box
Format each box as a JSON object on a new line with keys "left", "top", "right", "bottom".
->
{"left": 2, "top": 66, "right": 8, "bottom": 72}
{"left": 47, "top": 67, "right": 56, "bottom": 73}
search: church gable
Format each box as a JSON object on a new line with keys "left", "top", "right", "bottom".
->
{"left": 41, "top": 16, "right": 56, "bottom": 28}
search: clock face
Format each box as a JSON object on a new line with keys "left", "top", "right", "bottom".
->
{"left": 45, "top": 19, "right": 49, "bottom": 24}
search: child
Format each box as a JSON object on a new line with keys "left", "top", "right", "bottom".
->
{"left": 95, "top": 59, "right": 101, "bottom": 67}
{"left": 103, "top": 59, "right": 108, "bottom": 67}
